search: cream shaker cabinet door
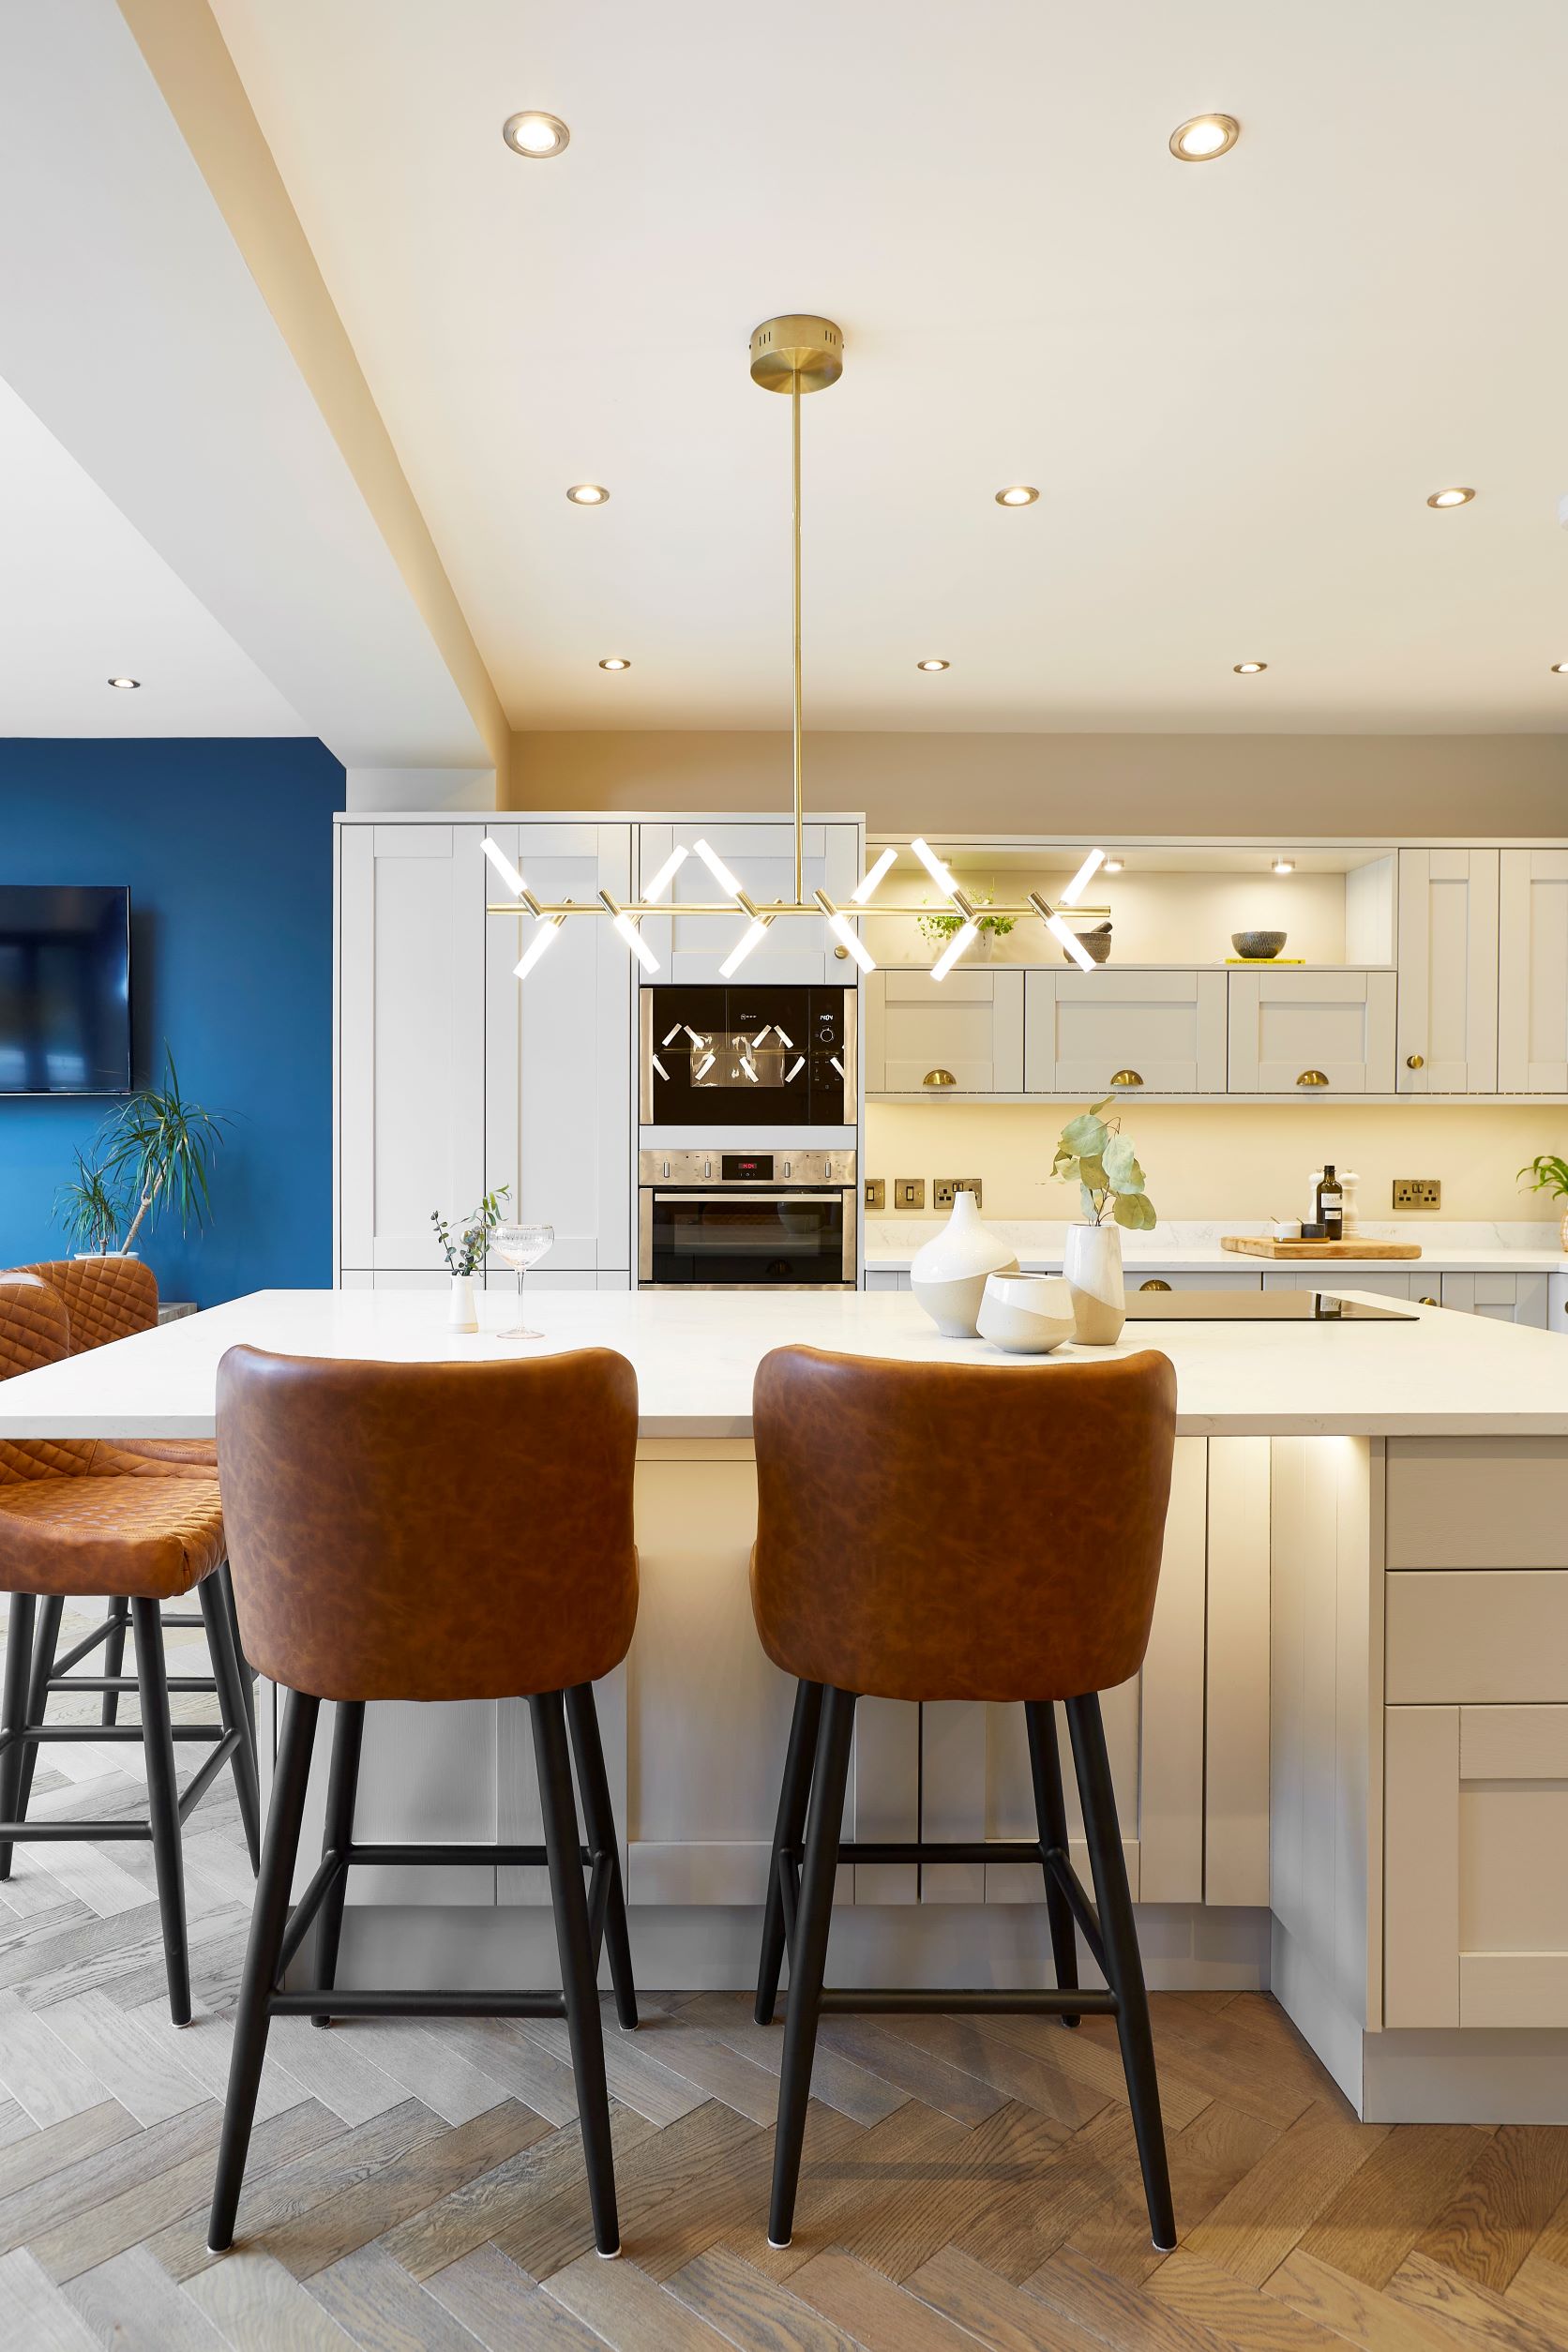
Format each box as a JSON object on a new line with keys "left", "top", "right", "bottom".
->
{"left": 864, "top": 969, "right": 1024, "bottom": 1093}
{"left": 1499, "top": 849, "right": 1568, "bottom": 1091}
{"left": 1228, "top": 969, "right": 1395, "bottom": 1093}
{"left": 637, "top": 821, "right": 860, "bottom": 984}
{"left": 1396, "top": 848, "right": 1499, "bottom": 1093}
{"left": 338, "top": 823, "right": 488, "bottom": 1274}
{"left": 485, "top": 822, "right": 634, "bottom": 1275}
{"left": 1024, "top": 969, "right": 1227, "bottom": 1095}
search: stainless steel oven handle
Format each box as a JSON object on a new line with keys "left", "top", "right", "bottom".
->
{"left": 645, "top": 1190, "right": 850, "bottom": 1204}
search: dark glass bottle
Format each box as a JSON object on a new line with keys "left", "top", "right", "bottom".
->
{"left": 1317, "top": 1162, "right": 1344, "bottom": 1241}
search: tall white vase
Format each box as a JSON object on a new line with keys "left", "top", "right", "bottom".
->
{"left": 910, "top": 1190, "right": 1018, "bottom": 1336}
{"left": 1063, "top": 1221, "right": 1125, "bottom": 1344}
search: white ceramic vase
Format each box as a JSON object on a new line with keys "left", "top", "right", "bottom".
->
{"left": 1063, "top": 1221, "right": 1125, "bottom": 1344}
{"left": 447, "top": 1273, "right": 478, "bottom": 1332}
{"left": 977, "top": 1273, "right": 1077, "bottom": 1355}
{"left": 910, "top": 1190, "right": 1018, "bottom": 1336}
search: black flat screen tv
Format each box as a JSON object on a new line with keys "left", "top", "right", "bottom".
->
{"left": 0, "top": 885, "right": 132, "bottom": 1095}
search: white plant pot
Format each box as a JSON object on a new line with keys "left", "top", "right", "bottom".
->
{"left": 977, "top": 1272, "right": 1077, "bottom": 1355}
{"left": 1063, "top": 1221, "right": 1125, "bottom": 1345}
{"left": 447, "top": 1274, "right": 479, "bottom": 1332}
{"left": 910, "top": 1190, "right": 1018, "bottom": 1337}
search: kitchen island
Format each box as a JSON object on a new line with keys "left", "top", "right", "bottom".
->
{"left": 5, "top": 1286, "right": 1568, "bottom": 2125}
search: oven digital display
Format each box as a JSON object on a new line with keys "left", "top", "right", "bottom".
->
{"left": 721, "top": 1153, "right": 774, "bottom": 1183}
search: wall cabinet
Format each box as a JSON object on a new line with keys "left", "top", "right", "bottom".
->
{"left": 1396, "top": 849, "right": 1499, "bottom": 1093}
{"left": 484, "top": 822, "right": 633, "bottom": 1276}
{"left": 863, "top": 969, "right": 1023, "bottom": 1093}
{"left": 1228, "top": 969, "right": 1395, "bottom": 1094}
{"left": 1024, "top": 969, "right": 1227, "bottom": 1095}
{"left": 338, "top": 822, "right": 488, "bottom": 1274}
{"left": 1499, "top": 849, "right": 1568, "bottom": 1092}
{"left": 637, "top": 821, "right": 860, "bottom": 985}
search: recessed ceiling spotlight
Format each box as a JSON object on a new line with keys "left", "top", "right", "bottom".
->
{"left": 1426, "top": 486, "right": 1474, "bottom": 508}
{"left": 565, "top": 483, "right": 609, "bottom": 505}
{"left": 1233, "top": 660, "right": 1267, "bottom": 674}
{"left": 1552, "top": 662, "right": 1568, "bottom": 674}
{"left": 502, "top": 110, "right": 570, "bottom": 158}
{"left": 1169, "top": 113, "right": 1240, "bottom": 161}
{"left": 598, "top": 656, "right": 631, "bottom": 671}
{"left": 107, "top": 675, "right": 141, "bottom": 690}
{"left": 1273, "top": 857, "right": 1295, "bottom": 875}
{"left": 995, "top": 485, "right": 1039, "bottom": 506}
{"left": 1104, "top": 857, "right": 1124, "bottom": 873}
{"left": 916, "top": 658, "right": 950, "bottom": 672}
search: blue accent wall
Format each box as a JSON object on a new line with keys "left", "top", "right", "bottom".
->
{"left": 0, "top": 739, "right": 344, "bottom": 1304}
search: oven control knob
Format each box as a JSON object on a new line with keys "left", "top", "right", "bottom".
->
{"left": 703, "top": 1159, "right": 713, "bottom": 1179}
{"left": 781, "top": 1159, "right": 792, "bottom": 1179}
{"left": 661, "top": 1159, "right": 671, "bottom": 1179}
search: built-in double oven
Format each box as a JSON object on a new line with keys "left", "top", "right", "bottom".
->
{"left": 639, "top": 986, "right": 855, "bottom": 1127}
{"left": 638, "top": 1148, "right": 858, "bottom": 1289}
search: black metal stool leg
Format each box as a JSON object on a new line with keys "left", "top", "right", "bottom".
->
{"left": 769, "top": 1683, "right": 855, "bottom": 2249}
{"left": 756, "top": 1678, "right": 822, "bottom": 2026}
{"left": 208, "top": 1689, "right": 319, "bottom": 2252}
{"left": 1026, "top": 1699, "right": 1080, "bottom": 2028}
{"left": 200, "top": 1575, "right": 262, "bottom": 1873}
{"left": 310, "top": 1699, "right": 365, "bottom": 2028}
{"left": 101, "top": 1596, "right": 130, "bottom": 1726}
{"left": 1067, "top": 1692, "right": 1176, "bottom": 2251}
{"left": 133, "top": 1596, "right": 191, "bottom": 2026}
{"left": 565, "top": 1682, "right": 637, "bottom": 2031}
{"left": 0, "top": 1593, "right": 37, "bottom": 1881}
{"left": 533, "top": 1689, "right": 619, "bottom": 2259}
{"left": 15, "top": 1596, "right": 63, "bottom": 1825}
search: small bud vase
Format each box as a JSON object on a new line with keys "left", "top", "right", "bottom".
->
{"left": 447, "top": 1274, "right": 479, "bottom": 1332}
{"left": 911, "top": 1189, "right": 1018, "bottom": 1336}
{"left": 1063, "top": 1221, "right": 1125, "bottom": 1345}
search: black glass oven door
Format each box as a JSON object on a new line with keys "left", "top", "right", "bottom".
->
{"left": 643, "top": 988, "right": 847, "bottom": 1126}
{"left": 644, "top": 1190, "right": 851, "bottom": 1286}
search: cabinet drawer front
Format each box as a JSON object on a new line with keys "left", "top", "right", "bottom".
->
{"left": 870, "top": 970, "right": 1022, "bottom": 1092}
{"left": 1229, "top": 970, "right": 1394, "bottom": 1093}
{"left": 1386, "top": 1572, "right": 1568, "bottom": 1703}
{"left": 1025, "top": 969, "right": 1225, "bottom": 1093}
{"left": 1387, "top": 1438, "right": 1568, "bottom": 1567}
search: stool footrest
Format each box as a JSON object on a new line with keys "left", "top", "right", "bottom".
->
{"left": 269, "top": 1989, "right": 571, "bottom": 2020}
{"left": 48, "top": 1675, "right": 218, "bottom": 1695}
{"left": 836, "top": 1840, "right": 1047, "bottom": 1866}
{"left": 812, "top": 1987, "right": 1118, "bottom": 2017}
{"left": 0, "top": 1723, "right": 228, "bottom": 1748}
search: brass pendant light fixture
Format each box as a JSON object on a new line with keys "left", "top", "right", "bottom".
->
{"left": 486, "top": 314, "right": 1108, "bottom": 981}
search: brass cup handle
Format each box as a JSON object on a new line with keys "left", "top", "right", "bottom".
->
{"left": 1407, "top": 1053, "right": 1425, "bottom": 1069}
{"left": 1139, "top": 1279, "right": 1172, "bottom": 1292}
{"left": 1296, "top": 1069, "right": 1329, "bottom": 1087}
{"left": 1110, "top": 1068, "right": 1144, "bottom": 1088}
{"left": 1418, "top": 1295, "right": 1439, "bottom": 1307}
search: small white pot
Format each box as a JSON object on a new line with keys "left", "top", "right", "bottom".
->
{"left": 910, "top": 1190, "right": 1018, "bottom": 1336}
{"left": 1063, "top": 1221, "right": 1125, "bottom": 1345}
{"left": 977, "top": 1273, "right": 1077, "bottom": 1355}
{"left": 447, "top": 1274, "right": 479, "bottom": 1332}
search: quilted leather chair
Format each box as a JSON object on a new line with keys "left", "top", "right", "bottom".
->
{"left": 0, "top": 1273, "right": 259, "bottom": 2022}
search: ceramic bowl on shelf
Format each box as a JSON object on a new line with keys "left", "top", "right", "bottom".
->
{"left": 976, "top": 1273, "right": 1078, "bottom": 1355}
{"left": 1231, "top": 929, "right": 1287, "bottom": 959}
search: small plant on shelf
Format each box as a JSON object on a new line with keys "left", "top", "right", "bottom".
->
{"left": 430, "top": 1186, "right": 510, "bottom": 1276}
{"left": 916, "top": 890, "right": 1016, "bottom": 946}
{"left": 1051, "top": 1099, "right": 1157, "bottom": 1231}
{"left": 53, "top": 1152, "right": 131, "bottom": 1256}
{"left": 1518, "top": 1153, "right": 1568, "bottom": 1250}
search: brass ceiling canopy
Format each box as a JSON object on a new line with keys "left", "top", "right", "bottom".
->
{"left": 748, "top": 314, "right": 843, "bottom": 395}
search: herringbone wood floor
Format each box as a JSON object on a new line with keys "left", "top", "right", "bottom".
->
{"left": 5, "top": 1607, "right": 1568, "bottom": 2347}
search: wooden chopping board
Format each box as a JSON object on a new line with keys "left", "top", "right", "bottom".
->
{"left": 1221, "top": 1236, "right": 1422, "bottom": 1260}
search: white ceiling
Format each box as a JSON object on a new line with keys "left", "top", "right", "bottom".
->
{"left": 0, "top": 375, "right": 304, "bottom": 737}
{"left": 207, "top": 0, "right": 1568, "bottom": 736}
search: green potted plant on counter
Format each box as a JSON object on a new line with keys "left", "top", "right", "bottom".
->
{"left": 1051, "top": 1099, "right": 1157, "bottom": 1344}
{"left": 1519, "top": 1153, "right": 1568, "bottom": 1252}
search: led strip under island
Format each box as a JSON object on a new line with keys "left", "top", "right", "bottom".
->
{"left": 484, "top": 311, "right": 1108, "bottom": 985}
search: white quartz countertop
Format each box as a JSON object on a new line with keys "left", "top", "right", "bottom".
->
{"left": 865, "top": 1218, "right": 1568, "bottom": 1274}
{"left": 4, "top": 1286, "right": 1568, "bottom": 1441}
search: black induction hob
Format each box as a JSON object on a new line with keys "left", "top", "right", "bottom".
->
{"left": 1123, "top": 1289, "right": 1416, "bottom": 1323}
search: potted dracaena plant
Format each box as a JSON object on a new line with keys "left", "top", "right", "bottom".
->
{"left": 1051, "top": 1099, "right": 1157, "bottom": 1344}
{"left": 1519, "top": 1153, "right": 1568, "bottom": 1253}
{"left": 97, "top": 1048, "right": 233, "bottom": 1256}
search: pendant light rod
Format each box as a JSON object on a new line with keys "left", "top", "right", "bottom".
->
{"left": 792, "top": 370, "right": 804, "bottom": 903}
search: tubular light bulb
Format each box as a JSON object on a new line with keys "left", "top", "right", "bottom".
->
{"left": 482, "top": 837, "right": 528, "bottom": 897}
{"left": 692, "top": 838, "right": 745, "bottom": 899}
{"left": 514, "top": 918, "right": 563, "bottom": 980}
{"left": 827, "top": 911, "right": 876, "bottom": 972}
{"left": 642, "top": 845, "right": 689, "bottom": 901}
{"left": 852, "top": 846, "right": 897, "bottom": 904}
{"left": 1059, "top": 848, "right": 1107, "bottom": 907}
{"left": 1046, "top": 912, "right": 1097, "bottom": 972}
{"left": 719, "top": 917, "right": 770, "bottom": 977}
{"left": 910, "top": 837, "right": 957, "bottom": 898}
{"left": 930, "top": 920, "right": 978, "bottom": 981}
{"left": 613, "top": 912, "right": 658, "bottom": 972}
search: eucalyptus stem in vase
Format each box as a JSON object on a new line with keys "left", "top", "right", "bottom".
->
{"left": 1051, "top": 1099, "right": 1157, "bottom": 1345}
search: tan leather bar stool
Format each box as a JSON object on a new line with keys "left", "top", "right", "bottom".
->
{"left": 750, "top": 1344, "right": 1180, "bottom": 2254}
{"left": 207, "top": 1344, "right": 640, "bottom": 2259}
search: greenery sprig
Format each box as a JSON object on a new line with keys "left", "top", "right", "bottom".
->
{"left": 1051, "top": 1099, "right": 1156, "bottom": 1231}
{"left": 430, "top": 1187, "right": 510, "bottom": 1276}
{"left": 1519, "top": 1153, "right": 1568, "bottom": 1204}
